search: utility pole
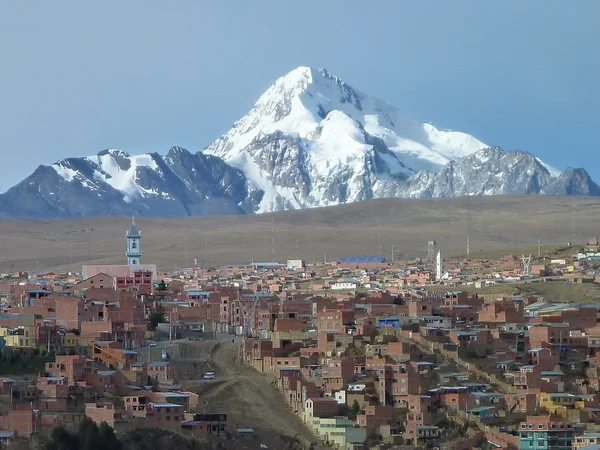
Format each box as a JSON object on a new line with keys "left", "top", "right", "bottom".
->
{"left": 467, "top": 193, "right": 471, "bottom": 257}
{"left": 572, "top": 196, "right": 576, "bottom": 246}
{"left": 271, "top": 215, "right": 275, "bottom": 259}
{"left": 377, "top": 218, "right": 382, "bottom": 255}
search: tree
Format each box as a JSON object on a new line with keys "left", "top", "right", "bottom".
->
{"left": 345, "top": 342, "right": 365, "bottom": 358}
{"left": 156, "top": 280, "right": 168, "bottom": 291}
{"left": 45, "top": 424, "right": 77, "bottom": 450}
{"left": 348, "top": 399, "right": 361, "bottom": 420}
{"left": 98, "top": 422, "right": 122, "bottom": 450}
{"left": 364, "top": 432, "right": 382, "bottom": 449}
{"left": 44, "top": 418, "right": 122, "bottom": 450}
{"left": 148, "top": 303, "right": 166, "bottom": 331}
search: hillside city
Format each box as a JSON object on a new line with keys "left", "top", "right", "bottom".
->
{"left": 1, "top": 218, "right": 600, "bottom": 450}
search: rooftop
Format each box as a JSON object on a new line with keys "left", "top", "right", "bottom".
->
{"left": 151, "top": 403, "right": 183, "bottom": 408}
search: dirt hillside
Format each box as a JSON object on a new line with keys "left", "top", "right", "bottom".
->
{"left": 175, "top": 341, "right": 316, "bottom": 449}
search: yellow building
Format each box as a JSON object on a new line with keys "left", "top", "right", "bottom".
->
{"left": 0, "top": 326, "right": 34, "bottom": 348}
{"left": 62, "top": 332, "right": 79, "bottom": 348}
{"left": 539, "top": 392, "right": 594, "bottom": 419}
{"left": 312, "top": 417, "right": 367, "bottom": 449}
{"left": 574, "top": 432, "right": 600, "bottom": 449}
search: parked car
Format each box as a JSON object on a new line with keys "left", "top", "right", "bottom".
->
{"left": 203, "top": 372, "right": 215, "bottom": 380}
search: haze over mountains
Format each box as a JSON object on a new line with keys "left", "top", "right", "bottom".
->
{"left": 2, "top": 66, "right": 598, "bottom": 218}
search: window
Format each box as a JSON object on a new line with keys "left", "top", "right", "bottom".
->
{"left": 539, "top": 424, "right": 544, "bottom": 429}
{"left": 166, "top": 416, "right": 170, "bottom": 421}
{"left": 132, "top": 241, "right": 137, "bottom": 249}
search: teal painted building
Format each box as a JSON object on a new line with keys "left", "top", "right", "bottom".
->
{"left": 518, "top": 416, "right": 575, "bottom": 450}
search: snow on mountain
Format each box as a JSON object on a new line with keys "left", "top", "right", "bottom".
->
{"left": 205, "top": 66, "right": 491, "bottom": 211}
{"left": 52, "top": 149, "right": 164, "bottom": 201}
{"left": 0, "top": 65, "right": 597, "bottom": 219}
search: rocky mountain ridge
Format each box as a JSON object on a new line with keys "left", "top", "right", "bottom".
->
{"left": 1, "top": 66, "right": 596, "bottom": 218}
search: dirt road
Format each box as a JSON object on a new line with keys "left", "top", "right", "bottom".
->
{"left": 179, "top": 341, "right": 317, "bottom": 449}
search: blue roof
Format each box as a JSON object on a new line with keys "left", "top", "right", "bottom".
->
{"left": 254, "top": 262, "right": 281, "bottom": 267}
{"left": 340, "top": 257, "right": 385, "bottom": 263}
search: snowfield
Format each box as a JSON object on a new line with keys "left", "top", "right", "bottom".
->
{"left": 31, "top": 65, "right": 593, "bottom": 219}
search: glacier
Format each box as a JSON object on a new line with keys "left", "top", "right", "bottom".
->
{"left": 0, "top": 66, "right": 597, "bottom": 219}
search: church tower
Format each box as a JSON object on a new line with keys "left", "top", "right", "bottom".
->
{"left": 436, "top": 250, "right": 443, "bottom": 281}
{"left": 126, "top": 216, "right": 142, "bottom": 265}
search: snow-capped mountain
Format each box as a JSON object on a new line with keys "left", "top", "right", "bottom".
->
{"left": 0, "top": 66, "right": 597, "bottom": 218}
{"left": 0, "top": 148, "right": 256, "bottom": 218}
{"left": 204, "top": 66, "right": 490, "bottom": 212}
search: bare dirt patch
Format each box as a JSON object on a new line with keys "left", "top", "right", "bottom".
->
{"left": 178, "top": 341, "right": 316, "bottom": 449}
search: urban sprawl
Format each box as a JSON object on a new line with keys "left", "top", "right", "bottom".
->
{"left": 2, "top": 218, "right": 600, "bottom": 449}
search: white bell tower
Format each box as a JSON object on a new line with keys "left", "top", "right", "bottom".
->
{"left": 436, "top": 251, "right": 443, "bottom": 281}
{"left": 126, "top": 215, "right": 142, "bottom": 265}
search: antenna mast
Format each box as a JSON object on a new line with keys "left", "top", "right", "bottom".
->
{"left": 427, "top": 240, "right": 436, "bottom": 261}
{"left": 521, "top": 254, "right": 532, "bottom": 277}
{"left": 467, "top": 192, "right": 471, "bottom": 257}
{"left": 235, "top": 291, "right": 260, "bottom": 338}
{"left": 271, "top": 215, "right": 275, "bottom": 259}
{"left": 571, "top": 196, "right": 576, "bottom": 246}
{"left": 377, "top": 218, "right": 382, "bottom": 255}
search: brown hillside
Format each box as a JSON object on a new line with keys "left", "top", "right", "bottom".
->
{"left": 0, "top": 195, "right": 598, "bottom": 273}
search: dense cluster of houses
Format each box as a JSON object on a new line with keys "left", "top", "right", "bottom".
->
{"left": 0, "top": 232, "right": 599, "bottom": 449}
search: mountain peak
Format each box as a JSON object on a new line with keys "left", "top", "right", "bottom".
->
{"left": 97, "top": 148, "right": 130, "bottom": 158}
{"left": 1, "top": 67, "right": 596, "bottom": 219}
{"left": 280, "top": 65, "right": 316, "bottom": 81}
{"left": 277, "top": 66, "right": 345, "bottom": 87}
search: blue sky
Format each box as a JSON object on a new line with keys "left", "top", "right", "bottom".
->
{"left": 0, "top": 1, "right": 598, "bottom": 192}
